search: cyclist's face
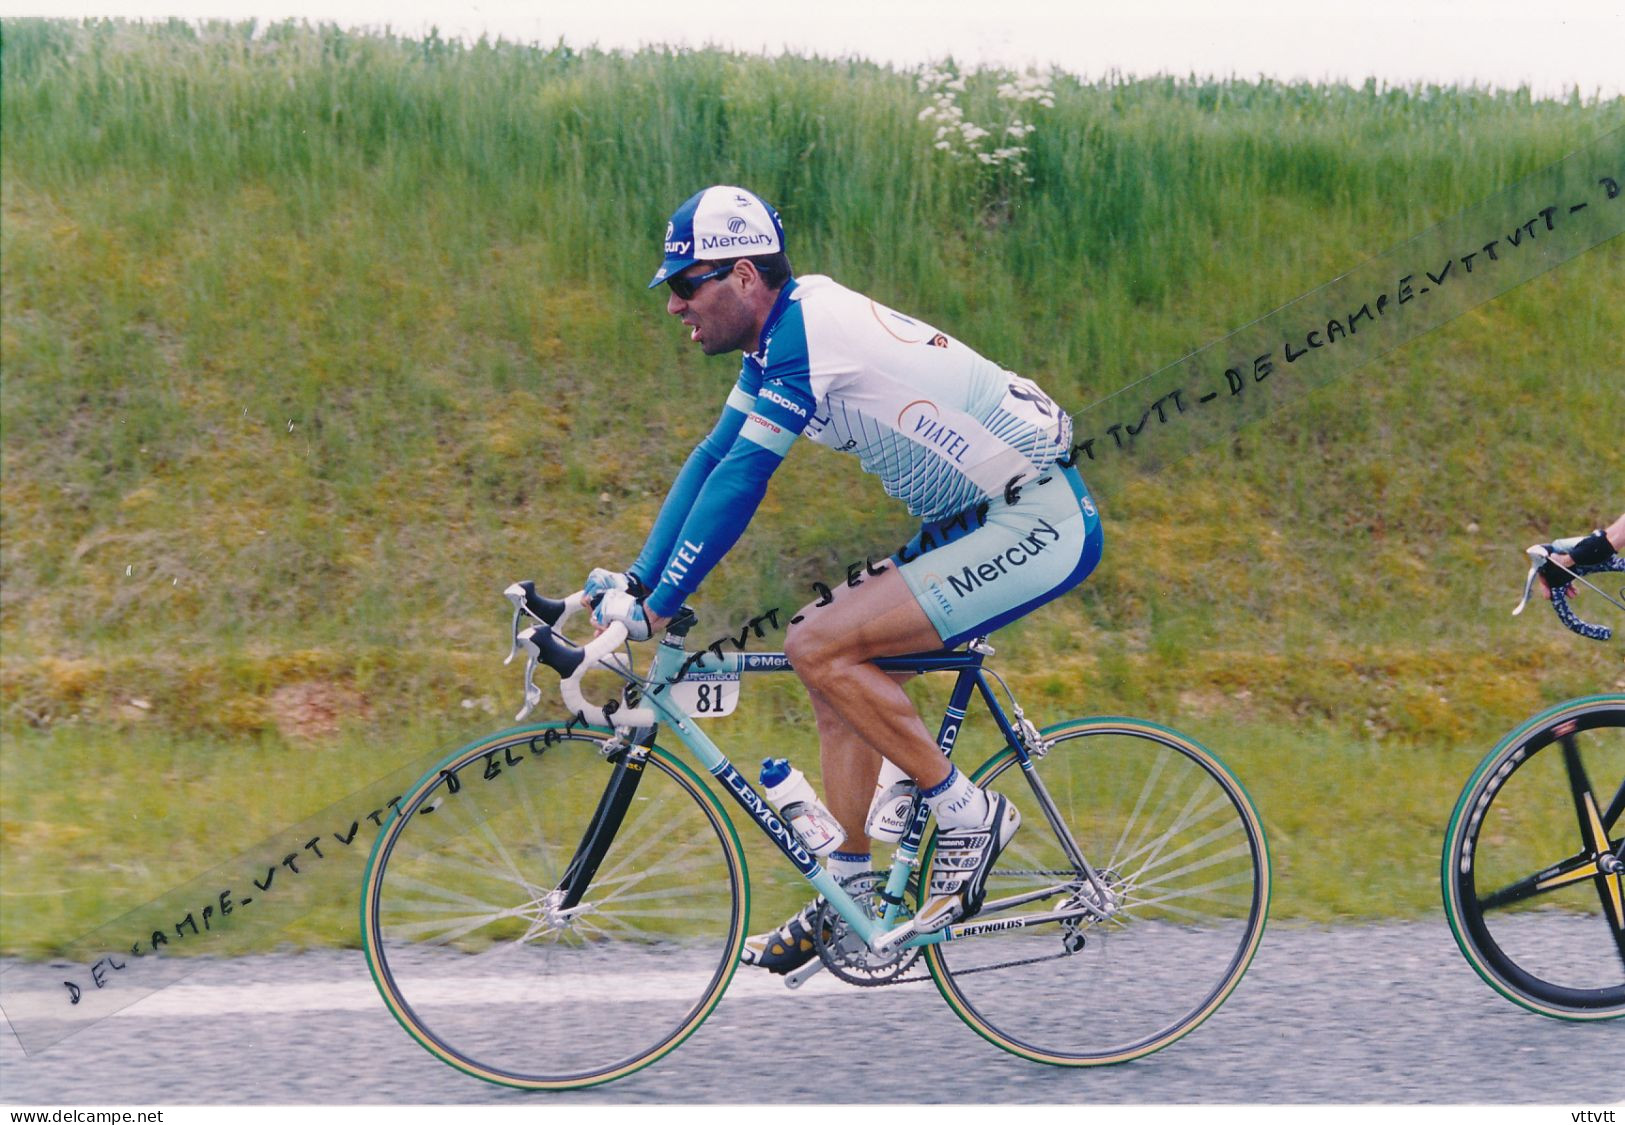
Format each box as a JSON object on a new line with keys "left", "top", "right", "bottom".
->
{"left": 666, "top": 262, "right": 754, "bottom": 356}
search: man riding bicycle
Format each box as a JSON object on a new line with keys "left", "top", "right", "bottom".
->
{"left": 584, "top": 186, "right": 1103, "bottom": 973}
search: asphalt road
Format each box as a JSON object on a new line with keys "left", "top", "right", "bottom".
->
{"left": 1, "top": 918, "right": 1621, "bottom": 1106}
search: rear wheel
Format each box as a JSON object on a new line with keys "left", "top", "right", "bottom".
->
{"left": 361, "top": 726, "right": 749, "bottom": 1088}
{"left": 1442, "top": 695, "right": 1625, "bottom": 1020}
{"left": 923, "top": 717, "right": 1270, "bottom": 1064}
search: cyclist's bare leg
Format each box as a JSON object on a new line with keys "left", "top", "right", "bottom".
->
{"left": 805, "top": 675, "right": 911, "bottom": 843}
{"left": 786, "top": 564, "right": 954, "bottom": 815}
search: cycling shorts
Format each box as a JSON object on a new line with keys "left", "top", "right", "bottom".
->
{"left": 892, "top": 463, "right": 1103, "bottom": 648}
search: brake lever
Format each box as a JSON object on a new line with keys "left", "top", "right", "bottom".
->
{"left": 504, "top": 583, "right": 536, "bottom": 665}
{"left": 1511, "top": 546, "right": 1547, "bottom": 617}
{"left": 515, "top": 627, "right": 546, "bottom": 721}
{"left": 1512, "top": 540, "right": 1589, "bottom": 616}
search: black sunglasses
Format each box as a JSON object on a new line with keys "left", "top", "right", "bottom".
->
{"left": 666, "top": 261, "right": 735, "bottom": 300}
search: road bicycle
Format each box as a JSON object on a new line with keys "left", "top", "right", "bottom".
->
{"left": 360, "top": 584, "right": 1270, "bottom": 1089}
{"left": 1440, "top": 542, "right": 1625, "bottom": 1020}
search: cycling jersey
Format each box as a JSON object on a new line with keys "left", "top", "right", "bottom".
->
{"left": 631, "top": 275, "right": 1077, "bottom": 621}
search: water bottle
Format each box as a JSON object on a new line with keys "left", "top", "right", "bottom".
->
{"left": 759, "top": 758, "right": 846, "bottom": 856}
{"left": 865, "top": 758, "right": 917, "bottom": 844}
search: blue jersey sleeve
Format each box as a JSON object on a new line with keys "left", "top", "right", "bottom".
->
{"left": 627, "top": 370, "right": 759, "bottom": 589}
{"left": 643, "top": 366, "right": 817, "bottom": 619}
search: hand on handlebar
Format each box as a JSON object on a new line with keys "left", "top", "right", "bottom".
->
{"left": 1537, "top": 550, "right": 1578, "bottom": 599}
{"left": 1537, "top": 527, "right": 1618, "bottom": 599}
{"left": 592, "top": 589, "right": 655, "bottom": 641}
{"left": 508, "top": 583, "right": 662, "bottom": 727}
{"left": 1512, "top": 517, "right": 1625, "bottom": 641}
{"left": 582, "top": 568, "right": 633, "bottom": 606}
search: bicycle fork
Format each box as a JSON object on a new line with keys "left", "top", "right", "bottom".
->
{"left": 548, "top": 732, "right": 658, "bottom": 915}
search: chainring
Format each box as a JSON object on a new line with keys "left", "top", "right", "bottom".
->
{"left": 812, "top": 871, "right": 922, "bottom": 986}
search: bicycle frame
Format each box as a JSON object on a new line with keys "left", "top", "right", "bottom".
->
{"left": 370, "top": 596, "right": 1273, "bottom": 1082}
{"left": 558, "top": 630, "right": 1112, "bottom": 962}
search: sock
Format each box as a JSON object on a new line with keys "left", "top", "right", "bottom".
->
{"left": 920, "top": 766, "right": 989, "bottom": 830}
{"left": 827, "top": 850, "right": 871, "bottom": 882}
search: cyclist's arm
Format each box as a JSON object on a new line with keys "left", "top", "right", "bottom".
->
{"left": 641, "top": 375, "right": 817, "bottom": 621}
{"left": 1602, "top": 513, "right": 1625, "bottom": 551}
{"left": 627, "top": 372, "right": 760, "bottom": 589}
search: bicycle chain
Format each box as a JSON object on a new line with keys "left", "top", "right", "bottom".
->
{"left": 866, "top": 945, "right": 1084, "bottom": 987}
{"left": 835, "top": 868, "right": 1104, "bottom": 987}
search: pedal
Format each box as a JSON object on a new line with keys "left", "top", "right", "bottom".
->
{"left": 783, "top": 958, "right": 825, "bottom": 989}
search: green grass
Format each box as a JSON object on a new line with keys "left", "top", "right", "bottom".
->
{"left": 3, "top": 18, "right": 1624, "bottom": 953}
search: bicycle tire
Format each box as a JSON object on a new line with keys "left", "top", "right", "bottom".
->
{"left": 923, "top": 717, "right": 1270, "bottom": 1065}
{"left": 361, "top": 725, "right": 749, "bottom": 1089}
{"left": 1441, "top": 694, "right": 1625, "bottom": 1020}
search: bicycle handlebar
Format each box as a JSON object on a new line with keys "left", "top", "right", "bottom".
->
{"left": 504, "top": 582, "right": 657, "bottom": 727}
{"left": 1511, "top": 547, "right": 1625, "bottom": 642}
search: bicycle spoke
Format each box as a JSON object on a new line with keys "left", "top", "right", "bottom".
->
{"left": 1557, "top": 730, "right": 1625, "bottom": 967}
{"left": 929, "top": 720, "right": 1267, "bottom": 1064}
{"left": 1602, "top": 776, "right": 1625, "bottom": 833}
{"left": 1561, "top": 733, "right": 1600, "bottom": 843}
{"left": 1118, "top": 814, "right": 1254, "bottom": 891}
{"left": 364, "top": 732, "right": 745, "bottom": 1088}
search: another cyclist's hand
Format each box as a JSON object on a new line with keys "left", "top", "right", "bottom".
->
{"left": 592, "top": 589, "right": 654, "bottom": 641}
{"left": 1537, "top": 552, "right": 1576, "bottom": 599}
{"left": 1537, "top": 526, "right": 1620, "bottom": 599}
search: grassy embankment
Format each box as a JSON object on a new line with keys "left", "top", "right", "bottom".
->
{"left": 2, "top": 19, "right": 1622, "bottom": 953}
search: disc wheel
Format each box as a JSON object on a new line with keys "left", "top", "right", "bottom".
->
{"left": 1442, "top": 695, "right": 1625, "bottom": 1020}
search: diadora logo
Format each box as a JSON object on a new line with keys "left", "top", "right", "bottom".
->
{"left": 665, "top": 221, "right": 675, "bottom": 241}
{"left": 758, "top": 387, "right": 808, "bottom": 419}
{"left": 733, "top": 192, "right": 752, "bottom": 207}
{"left": 727, "top": 217, "right": 748, "bottom": 234}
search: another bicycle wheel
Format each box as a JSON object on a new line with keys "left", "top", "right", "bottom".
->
{"left": 1442, "top": 695, "right": 1625, "bottom": 1020}
{"left": 362, "top": 726, "right": 749, "bottom": 1089}
{"left": 923, "top": 717, "right": 1270, "bottom": 1064}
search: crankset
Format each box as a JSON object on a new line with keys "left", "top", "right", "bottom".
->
{"left": 813, "top": 872, "right": 922, "bottom": 986}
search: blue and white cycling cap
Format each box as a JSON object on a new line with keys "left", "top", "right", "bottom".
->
{"left": 648, "top": 185, "right": 786, "bottom": 289}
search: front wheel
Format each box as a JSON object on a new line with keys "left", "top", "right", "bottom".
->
{"left": 1441, "top": 695, "right": 1625, "bottom": 1020}
{"left": 361, "top": 725, "right": 749, "bottom": 1089}
{"left": 923, "top": 717, "right": 1270, "bottom": 1065}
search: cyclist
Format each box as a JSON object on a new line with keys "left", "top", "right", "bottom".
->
{"left": 584, "top": 185, "right": 1103, "bottom": 974}
{"left": 1536, "top": 514, "right": 1624, "bottom": 598}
